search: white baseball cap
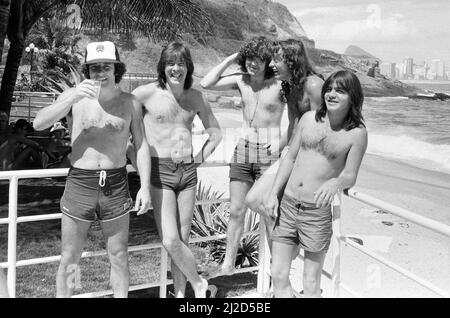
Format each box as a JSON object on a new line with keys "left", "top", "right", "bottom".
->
{"left": 84, "top": 41, "right": 120, "bottom": 65}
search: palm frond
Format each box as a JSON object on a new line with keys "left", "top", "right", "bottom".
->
{"left": 52, "top": 0, "right": 212, "bottom": 41}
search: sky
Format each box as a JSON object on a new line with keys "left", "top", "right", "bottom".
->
{"left": 275, "top": 0, "right": 450, "bottom": 66}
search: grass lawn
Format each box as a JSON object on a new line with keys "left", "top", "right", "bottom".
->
{"left": 0, "top": 173, "right": 257, "bottom": 298}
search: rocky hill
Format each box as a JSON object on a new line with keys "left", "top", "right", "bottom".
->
{"left": 344, "top": 45, "right": 378, "bottom": 59}
{"left": 196, "top": 0, "right": 314, "bottom": 48}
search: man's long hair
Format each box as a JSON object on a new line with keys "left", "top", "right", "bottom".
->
{"left": 315, "top": 70, "right": 365, "bottom": 130}
{"left": 157, "top": 41, "right": 194, "bottom": 90}
{"left": 272, "top": 39, "right": 321, "bottom": 101}
{"left": 236, "top": 36, "right": 274, "bottom": 79}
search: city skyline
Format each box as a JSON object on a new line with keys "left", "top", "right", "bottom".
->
{"left": 379, "top": 57, "right": 449, "bottom": 81}
{"left": 276, "top": 0, "right": 450, "bottom": 68}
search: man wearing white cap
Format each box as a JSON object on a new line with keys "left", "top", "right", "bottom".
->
{"left": 33, "top": 41, "right": 151, "bottom": 298}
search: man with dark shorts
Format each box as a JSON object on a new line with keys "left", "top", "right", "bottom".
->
{"left": 33, "top": 41, "right": 151, "bottom": 298}
{"left": 200, "top": 36, "right": 287, "bottom": 278}
{"left": 265, "top": 70, "right": 368, "bottom": 297}
{"left": 132, "top": 41, "right": 222, "bottom": 298}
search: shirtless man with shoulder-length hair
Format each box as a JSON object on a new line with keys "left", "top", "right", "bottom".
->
{"left": 132, "top": 41, "right": 222, "bottom": 298}
{"left": 266, "top": 70, "right": 368, "bottom": 298}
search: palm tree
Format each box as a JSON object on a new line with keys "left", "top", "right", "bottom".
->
{"left": 0, "top": 0, "right": 211, "bottom": 117}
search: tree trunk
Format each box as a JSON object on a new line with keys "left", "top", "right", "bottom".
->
{"left": 0, "top": 39, "right": 25, "bottom": 116}
{"left": 0, "top": 0, "right": 49, "bottom": 116}
{"left": 0, "top": 0, "right": 11, "bottom": 65}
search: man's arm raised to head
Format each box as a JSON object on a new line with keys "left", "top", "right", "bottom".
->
{"left": 192, "top": 91, "right": 222, "bottom": 165}
{"left": 130, "top": 96, "right": 151, "bottom": 215}
{"left": 305, "top": 75, "right": 324, "bottom": 111}
{"left": 200, "top": 53, "right": 242, "bottom": 91}
{"left": 33, "top": 80, "right": 98, "bottom": 131}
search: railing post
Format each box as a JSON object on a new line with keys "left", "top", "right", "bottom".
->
{"left": 27, "top": 95, "right": 31, "bottom": 123}
{"left": 159, "top": 247, "right": 168, "bottom": 298}
{"left": 331, "top": 192, "right": 342, "bottom": 298}
{"left": 7, "top": 176, "right": 18, "bottom": 298}
{"left": 257, "top": 215, "right": 271, "bottom": 295}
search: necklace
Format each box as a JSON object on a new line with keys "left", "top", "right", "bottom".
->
{"left": 247, "top": 80, "right": 265, "bottom": 128}
{"left": 248, "top": 90, "right": 260, "bottom": 128}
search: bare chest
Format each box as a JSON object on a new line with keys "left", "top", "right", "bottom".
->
{"left": 73, "top": 99, "right": 130, "bottom": 135}
{"left": 300, "top": 124, "right": 351, "bottom": 161}
{"left": 143, "top": 91, "right": 196, "bottom": 125}
{"left": 240, "top": 84, "right": 285, "bottom": 115}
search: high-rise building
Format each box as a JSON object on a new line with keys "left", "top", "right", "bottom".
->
{"left": 430, "top": 59, "right": 446, "bottom": 80}
{"left": 404, "top": 57, "right": 414, "bottom": 78}
{"left": 380, "top": 62, "right": 397, "bottom": 79}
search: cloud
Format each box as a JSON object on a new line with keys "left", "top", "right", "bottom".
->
{"left": 301, "top": 13, "right": 415, "bottom": 43}
{"left": 332, "top": 15, "right": 413, "bottom": 42}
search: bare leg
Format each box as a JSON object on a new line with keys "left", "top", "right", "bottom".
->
{"left": 246, "top": 165, "right": 300, "bottom": 260}
{"left": 271, "top": 241, "right": 297, "bottom": 298}
{"left": 303, "top": 250, "right": 327, "bottom": 298}
{"left": 245, "top": 162, "right": 279, "bottom": 219}
{"left": 204, "top": 180, "right": 252, "bottom": 279}
{"left": 152, "top": 186, "right": 208, "bottom": 298}
{"left": 56, "top": 214, "right": 91, "bottom": 298}
{"left": 0, "top": 269, "right": 9, "bottom": 298}
{"left": 101, "top": 213, "right": 130, "bottom": 298}
{"left": 171, "top": 186, "right": 197, "bottom": 298}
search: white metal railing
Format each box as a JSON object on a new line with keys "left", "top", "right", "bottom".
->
{"left": 10, "top": 91, "right": 59, "bottom": 123}
{"left": 329, "top": 191, "right": 450, "bottom": 298}
{"left": 1, "top": 167, "right": 450, "bottom": 298}
{"left": 0, "top": 164, "right": 263, "bottom": 298}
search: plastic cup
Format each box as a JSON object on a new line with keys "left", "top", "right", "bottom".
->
{"left": 92, "top": 80, "right": 101, "bottom": 99}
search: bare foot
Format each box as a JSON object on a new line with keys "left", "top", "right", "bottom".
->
{"left": 202, "top": 264, "right": 235, "bottom": 280}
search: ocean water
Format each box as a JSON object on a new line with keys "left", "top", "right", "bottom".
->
{"left": 364, "top": 95, "right": 450, "bottom": 174}
{"left": 412, "top": 82, "right": 450, "bottom": 94}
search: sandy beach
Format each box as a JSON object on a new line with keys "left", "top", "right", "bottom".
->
{"left": 194, "top": 106, "right": 450, "bottom": 298}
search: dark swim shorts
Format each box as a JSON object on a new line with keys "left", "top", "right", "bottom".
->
{"left": 272, "top": 193, "right": 332, "bottom": 253}
{"left": 229, "top": 138, "right": 279, "bottom": 183}
{"left": 60, "top": 166, "right": 133, "bottom": 222}
{"left": 150, "top": 157, "right": 198, "bottom": 192}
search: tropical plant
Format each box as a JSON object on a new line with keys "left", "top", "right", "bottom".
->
{"left": 235, "top": 210, "right": 260, "bottom": 268}
{"left": 0, "top": 0, "right": 212, "bottom": 117}
{"left": 191, "top": 181, "right": 260, "bottom": 268}
{"left": 39, "top": 64, "right": 83, "bottom": 93}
